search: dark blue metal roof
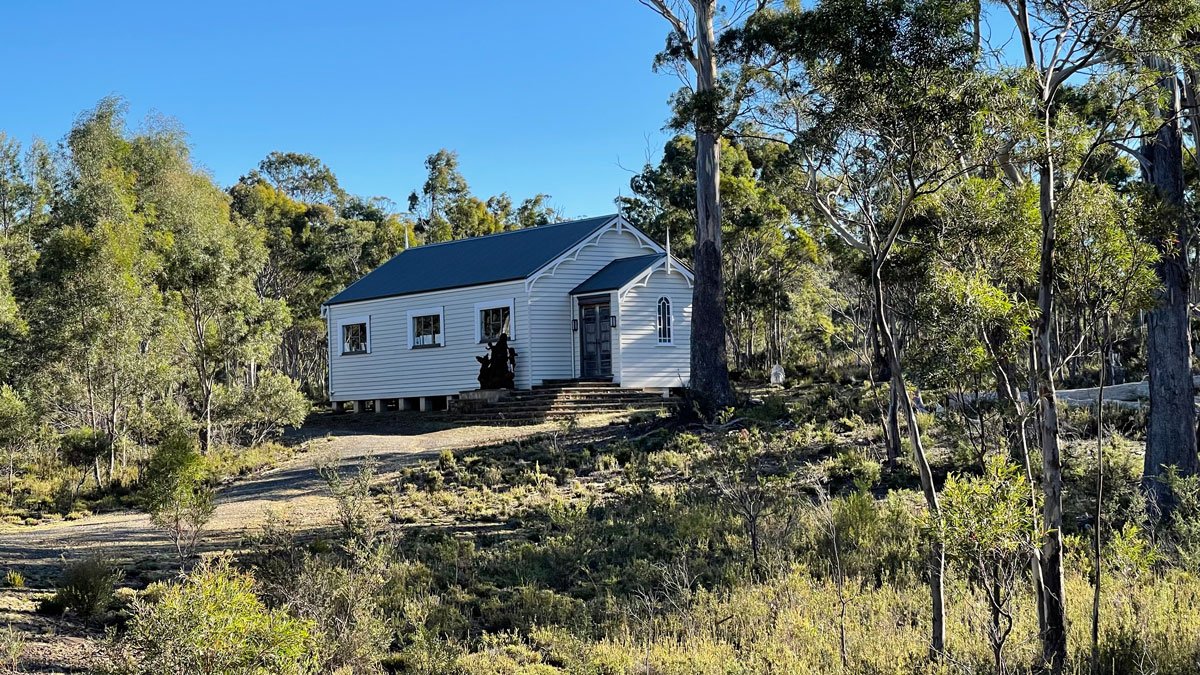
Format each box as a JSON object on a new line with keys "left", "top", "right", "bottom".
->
{"left": 570, "top": 254, "right": 665, "bottom": 295}
{"left": 326, "top": 215, "right": 617, "bottom": 305}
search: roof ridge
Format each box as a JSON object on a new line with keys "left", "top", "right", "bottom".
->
{"left": 324, "top": 213, "right": 625, "bottom": 306}
{"left": 400, "top": 213, "right": 618, "bottom": 253}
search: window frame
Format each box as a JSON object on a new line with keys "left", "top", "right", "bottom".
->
{"left": 656, "top": 296, "right": 674, "bottom": 346}
{"left": 336, "top": 315, "right": 371, "bottom": 355}
{"left": 407, "top": 306, "right": 445, "bottom": 349}
{"left": 473, "top": 298, "right": 516, "bottom": 344}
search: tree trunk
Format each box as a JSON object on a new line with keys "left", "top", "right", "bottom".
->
{"left": 886, "top": 384, "right": 902, "bottom": 465}
{"left": 873, "top": 261, "right": 945, "bottom": 658}
{"left": 1143, "top": 62, "right": 1198, "bottom": 507}
{"left": 200, "top": 383, "right": 214, "bottom": 455}
{"left": 1092, "top": 321, "right": 1108, "bottom": 675}
{"left": 991, "top": 353, "right": 1048, "bottom": 637}
{"left": 1035, "top": 160, "right": 1068, "bottom": 675}
{"left": 689, "top": 0, "right": 735, "bottom": 413}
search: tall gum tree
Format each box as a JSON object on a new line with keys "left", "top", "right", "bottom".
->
{"left": 637, "top": 0, "right": 772, "bottom": 412}
{"left": 1137, "top": 47, "right": 1200, "bottom": 507}
{"left": 987, "top": 0, "right": 1190, "bottom": 669}
{"left": 734, "top": 0, "right": 986, "bottom": 657}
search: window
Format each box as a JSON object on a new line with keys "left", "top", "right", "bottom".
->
{"left": 337, "top": 316, "right": 370, "bottom": 354}
{"left": 657, "top": 297, "right": 673, "bottom": 345}
{"left": 411, "top": 313, "right": 442, "bottom": 348}
{"left": 479, "top": 306, "right": 511, "bottom": 342}
{"left": 407, "top": 306, "right": 446, "bottom": 349}
{"left": 474, "top": 299, "right": 516, "bottom": 343}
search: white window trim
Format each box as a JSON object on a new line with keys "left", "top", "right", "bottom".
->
{"left": 474, "top": 298, "right": 516, "bottom": 343}
{"left": 406, "top": 306, "right": 445, "bottom": 349}
{"left": 336, "top": 315, "right": 371, "bottom": 355}
{"left": 656, "top": 296, "right": 674, "bottom": 346}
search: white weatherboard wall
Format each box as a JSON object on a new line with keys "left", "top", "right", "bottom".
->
{"left": 327, "top": 280, "right": 530, "bottom": 401}
{"left": 526, "top": 226, "right": 659, "bottom": 384}
{"left": 619, "top": 266, "right": 692, "bottom": 388}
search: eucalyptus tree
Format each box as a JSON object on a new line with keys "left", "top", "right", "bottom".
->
{"left": 0, "top": 133, "right": 24, "bottom": 232}
{"left": 985, "top": 2, "right": 1193, "bottom": 668}
{"left": 637, "top": 0, "right": 774, "bottom": 411}
{"left": 1118, "top": 10, "right": 1200, "bottom": 507}
{"left": 257, "top": 151, "right": 345, "bottom": 205}
{"left": 735, "top": 0, "right": 986, "bottom": 657}
{"left": 620, "top": 134, "right": 826, "bottom": 372}
{"left": 408, "top": 149, "right": 470, "bottom": 243}
{"left": 22, "top": 100, "right": 174, "bottom": 482}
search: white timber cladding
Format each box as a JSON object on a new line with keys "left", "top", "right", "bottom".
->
{"left": 327, "top": 280, "right": 530, "bottom": 401}
{"left": 526, "top": 224, "right": 660, "bottom": 384}
{"left": 618, "top": 265, "right": 692, "bottom": 388}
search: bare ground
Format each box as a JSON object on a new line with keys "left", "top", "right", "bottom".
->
{"left": 0, "top": 413, "right": 622, "bottom": 673}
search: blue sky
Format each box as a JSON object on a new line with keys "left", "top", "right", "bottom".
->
{"left": 0, "top": 1, "right": 683, "bottom": 217}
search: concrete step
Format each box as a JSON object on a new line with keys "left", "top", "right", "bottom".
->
{"left": 503, "top": 394, "right": 665, "bottom": 404}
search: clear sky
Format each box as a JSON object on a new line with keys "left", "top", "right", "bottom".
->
{"left": 0, "top": 1, "right": 683, "bottom": 217}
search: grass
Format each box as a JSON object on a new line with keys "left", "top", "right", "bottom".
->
{"left": 21, "top": 381, "right": 1200, "bottom": 674}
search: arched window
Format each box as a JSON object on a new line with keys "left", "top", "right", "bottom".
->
{"left": 657, "top": 297, "right": 673, "bottom": 345}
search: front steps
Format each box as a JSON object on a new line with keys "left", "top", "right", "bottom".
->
{"left": 445, "top": 381, "right": 671, "bottom": 424}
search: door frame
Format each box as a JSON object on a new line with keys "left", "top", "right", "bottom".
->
{"left": 576, "top": 295, "right": 613, "bottom": 380}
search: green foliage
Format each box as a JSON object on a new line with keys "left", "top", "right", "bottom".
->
{"left": 59, "top": 428, "right": 111, "bottom": 472}
{"left": 212, "top": 372, "right": 310, "bottom": 446}
{"left": 0, "top": 623, "right": 24, "bottom": 673}
{"left": 935, "top": 457, "right": 1037, "bottom": 569}
{"left": 1, "top": 98, "right": 312, "bottom": 511}
{"left": 320, "top": 460, "right": 381, "bottom": 543}
{"left": 118, "top": 557, "right": 318, "bottom": 674}
{"left": 0, "top": 384, "right": 33, "bottom": 501}
{"left": 142, "top": 429, "right": 215, "bottom": 564}
{"left": 280, "top": 547, "right": 392, "bottom": 674}
{"left": 53, "top": 555, "right": 122, "bottom": 620}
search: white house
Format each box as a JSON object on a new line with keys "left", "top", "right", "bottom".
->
{"left": 323, "top": 214, "right": 692, "bottom": 411}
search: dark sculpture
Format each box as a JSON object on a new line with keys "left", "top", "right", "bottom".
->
{"left": 476, "top": 333, "right": 517, "bottom": 390}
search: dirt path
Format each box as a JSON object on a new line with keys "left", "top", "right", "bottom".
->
{"left": 0, "top": 417, "right": 564, "bottom": 584}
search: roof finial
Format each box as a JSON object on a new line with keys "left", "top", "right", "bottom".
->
{"left": 665, "top": 220, "right": 672, "bottom": 275}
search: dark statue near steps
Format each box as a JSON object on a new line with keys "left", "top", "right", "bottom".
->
{"left": 476, "top": 333, "right": 517, "bottom": 390}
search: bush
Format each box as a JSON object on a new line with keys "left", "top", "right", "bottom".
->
{"left": 282, "top": 548, "right": 392, "bottom": 674}
{"left": 212, "top": 372, "right": 310, "bottom": 446}
{"left": 321, "top": 460, "right": 381, "bottom": 542}
{"left": 142, "top": 430, "right": 215, "bottom": 565}
{"left": 118, "top": 557, "right": 318, "bottom": 674}
{"left": 3, "top": 569, "right": 24, "bottom": 588}
{"left": 53, "top": 555, "right": 122, "bottom": 619}
{"left": 0, "top": 623, "right": 24, "bottom": 673}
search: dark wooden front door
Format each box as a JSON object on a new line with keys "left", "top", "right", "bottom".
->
{"left": 579, "top": 299, "right": 612, "bottom": 378}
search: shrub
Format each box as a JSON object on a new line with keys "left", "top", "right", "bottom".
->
{"left": 0, "top": 623, "right": 24, "bottom": 673}
{"left": 647, "top": 450, "right": 690, "bottom": 476}
{"left": 118, "top": 557, "right": 318, "bottom": 674}
{"left": 3, "top": 569, "right": 24, "bottom": 588}
{"left": 594, "top": 454, "right": 619, "bottom": 472}
{"left": 320, "top": 460, "right": 381, "bottom": 542}
{"left": 142, "top": 430, "right": 215, "bottom": 566}
{"left": 283, "top": 547, "right": 392, "bottom": 674}
{"left": 480, "top": 586, "right": 588, "bottom": 634}
{"left": 933, "top": 457, "right": 1038, "bottom": 674}
{"left": 53, "top": 555, "right": 122, "bottom": 619}
{"left": 824, "top": 448, "right": 881, "bottom": 491}
{"left": 212, "top": 372, "right": 310, "bottom": 446}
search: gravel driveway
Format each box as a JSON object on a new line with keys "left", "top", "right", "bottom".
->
{"left": 0, "top": 416, "right": 561, "bottom": 584}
